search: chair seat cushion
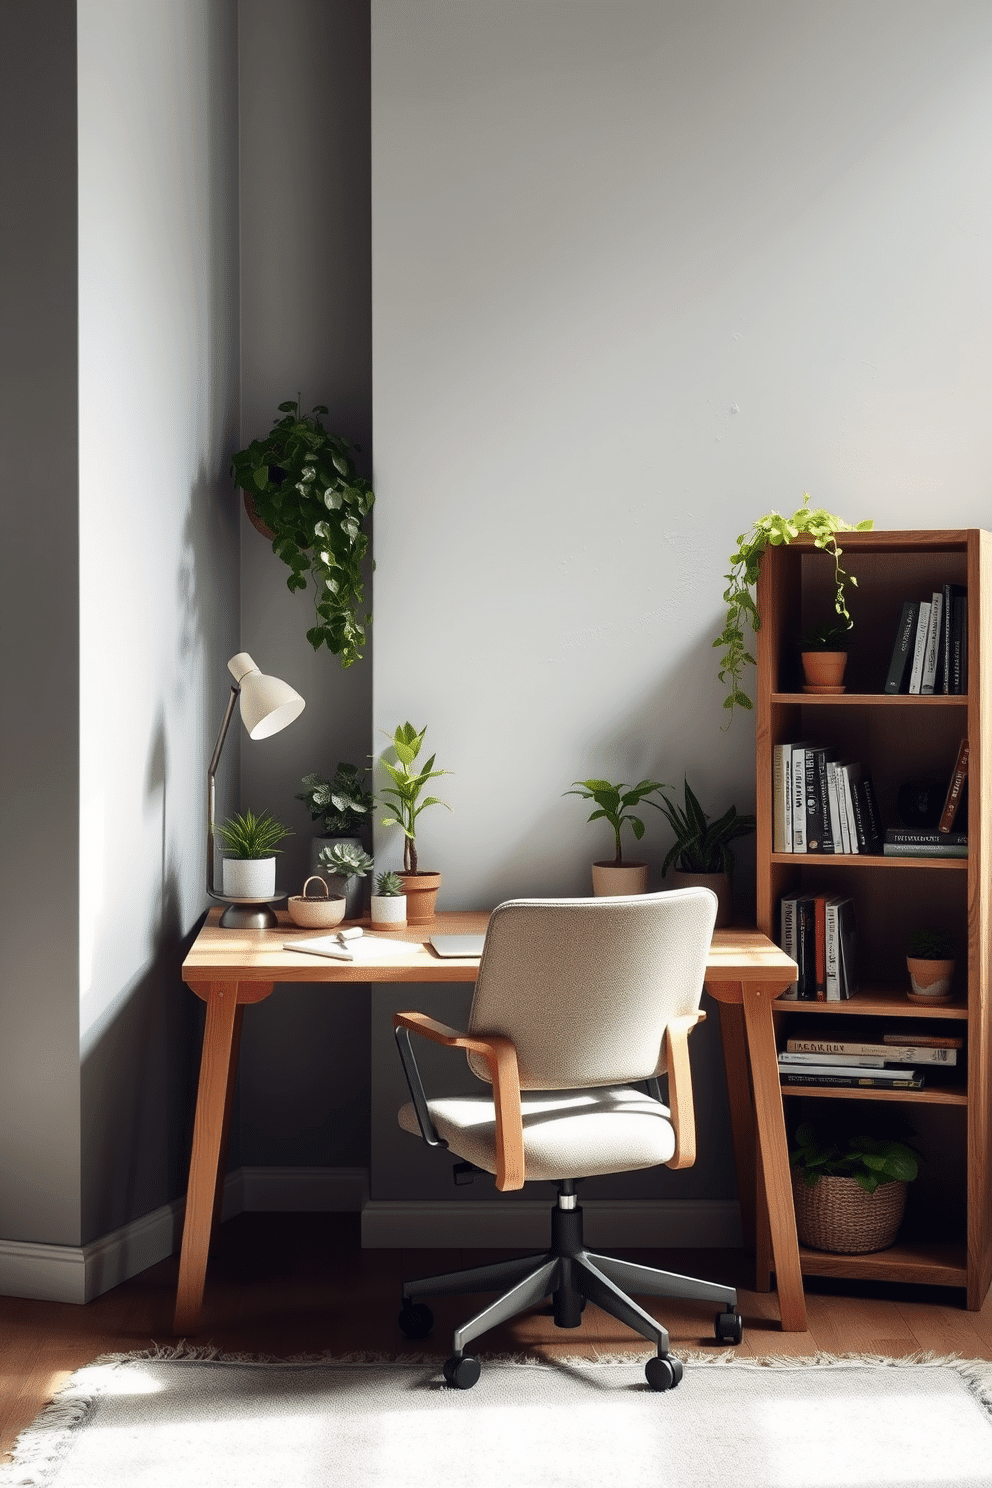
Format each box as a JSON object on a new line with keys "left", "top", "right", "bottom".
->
{"left": 398, "top": 1086, "right": 676, "bottom": 1182}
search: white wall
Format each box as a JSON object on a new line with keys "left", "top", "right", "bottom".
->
{"left": 77, "top": 0, "right": 241, "bottom": 1242}
{"left": 370, "top": 0, "right": 992, "bottom": 1201}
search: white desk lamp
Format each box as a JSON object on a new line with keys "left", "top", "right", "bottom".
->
{"left": 208, "top": 651, "right": 305, "bottom": 928}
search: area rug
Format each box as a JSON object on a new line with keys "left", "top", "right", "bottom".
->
{"left": 3, "top": 1350, "right": 992, "bottom": 1488}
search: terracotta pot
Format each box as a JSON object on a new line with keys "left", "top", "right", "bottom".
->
{"left": 667, "top": 869, "right": 732, "bottom": 928}
{"left": 801, "top": 650, "right": 847, "bottom": 692}
{"left": 397, "top": 871, "right": 442, "bottom": 924}
{"left": 906, "top": 956, "right": 956, "bottom": 1002}
{"left": 243, "top": 490, "right": 276, "bottom": 540}
{"left": 591, "top": 861, "right": 648, "bottom": 897}
{"left": 791, "top": 1168, "right": 906, "bottom": 1254}
{"left": 370, "top": 894, "right": 407, "bottom": 931}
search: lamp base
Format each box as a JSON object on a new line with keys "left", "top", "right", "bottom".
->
{"left": 219, "top": 901, "right": 280, "bottom": 929}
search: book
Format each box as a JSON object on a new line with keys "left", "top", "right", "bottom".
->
{"left": 777, "top": 1059, "right": 917, "bottom": 1080}
{"left": 796, "top": 893, "right": 817, "bottom": 999}
{"left": 921, "top": 590, "right": 943, "bottom": 694}
{"left": 772, "top": 743, "right": 792, "bottom": 852}
{"left": 780, "top": 891, "right": 801, "bottom": 997}
{"left": 941, "top": 583, "right": 965, "bottom": 693}
{"left": 791, "top": 746, "right": 808, "bottom": 853}
{"left": 823, "top": 894, "right": 850, "bottom": 1000}
{"left": 779, "top": 1050, "right": 886, "bottom": 1067}
{"left": 785, "top": 1036, "right": 958, "bottom": 1066}
{"left": 880, "top": 1028, "right": 963, "bottom": 1049}
{"left": 855, "top": 776, "right": 882, "bottom": 854}
{"left": 938, "top": 738, "right": 969, "bottom": 832}
{"left": 781, "top": 1072, "right": 925, "bottom": 1090}
{"left": 883, "top": 841, "right": 968, "bottom": 857}
{"left": 804, "top": 747, "right": 828, "bottom": 853}
{"left": 885, "top": 600, "right": 919, "bottom": 693}
{"left": 836, "top": 897, "right": 858, "bottom": 996}
{"left": 951, "top": 592, "right": 968, "bottom": 693}
{"left": 814, "top": 894, "right": 826, "bottom": 998}
{"left": 907, "top": 599, "right": 931, "bottom": 694}
{"left": 839, "top": 762, "right": 861, "bottom": 856}
{"left": 884, "top": 829, "right": 968, "bottom": 847}
{"left": 824, "top": 761, "right": 843, "bottom": 855}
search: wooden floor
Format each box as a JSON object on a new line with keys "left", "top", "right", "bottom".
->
{"left": 3, "top": 1211, "right": 992, "bottom": 1459}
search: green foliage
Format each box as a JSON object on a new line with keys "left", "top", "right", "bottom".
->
{"left": 296, "top": 763, "right": 373, "bottom": 836}
{"left": 715, "top": 493, "right": 873, "bottom": 721}
{"left": 214, "top": 810, "right": 291, "bottom": 860}
{"left": 374, "top": 871, "right": 404, "bottom": 897}
{"left": 378, "top": 723, "right": 451, "bottom": 874}
{"left": 654, "top": 779, "right": 755, "bottom": 877}
{"left": 800, "top": 619, "right": 852, "bottom": 652}
{"left": 789, "top": 1121, "right": 920, "bottom": 1194}
{"left": 565, "top": 778, "right": 668, "bottom": 865}
{"left": 231, "top": 399, "right": 374, "bottom": 667}
{"left": 907, "top": 928, "right": 955, "bottom": 961}
{"left": 317, "top": 841, "right": 374, "bottom": 883}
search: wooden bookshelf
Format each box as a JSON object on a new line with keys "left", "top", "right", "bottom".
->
{"left": 755, "top": 529, "right": 992, "bottom": 1310}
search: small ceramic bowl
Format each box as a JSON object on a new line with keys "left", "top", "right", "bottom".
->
{"left": 287, "top": 876, "right": 347, "bottom": 929}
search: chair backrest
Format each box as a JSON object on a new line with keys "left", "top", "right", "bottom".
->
{"left": 465, "top": 888, "right": 717, "bottom": 1090}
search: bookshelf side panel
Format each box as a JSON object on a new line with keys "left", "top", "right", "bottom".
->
{"left": 966, "top": 530, "right": 992, "bottom": 1305}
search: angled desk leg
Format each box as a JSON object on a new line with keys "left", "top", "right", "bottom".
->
{"left": 174, "top": 980, "right": 272, "bottom": 1335}
{"left": 715, "top": 1001, "right": 757, "bottom": 1254}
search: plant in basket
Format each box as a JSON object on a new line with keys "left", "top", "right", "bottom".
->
{"left": 789, "top": 1120, "right": 921, "bottom": 1255}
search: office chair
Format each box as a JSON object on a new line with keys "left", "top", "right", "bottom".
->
{"left": 393, "top": 889, "right": 742, "bottom": 1390}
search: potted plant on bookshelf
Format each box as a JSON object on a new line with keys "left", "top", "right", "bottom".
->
{"left": 230, "top": 398, "right": 374, "bottom": 667}
{"left": 714, "top": 493, "right": 873, "bottom": 720}
{"left": 370, "top": 870, "right": 407, "bottom": 931}
{"left": 653, "top": 780, "right": 755, "bottom": 928}
{"left": 378, "top": 722, "right": 451, "bottom": 924}
{"left": 906, "top": 928, "right": 956, "bottom": 1004}
{"left": 789, "top": 1120, "right": 921, "bottom": 1255}
{"left": 316, "top": 841, "right": 374, "bottom": 919}
{"left": 800, "top": 619, "right": 850, "bottom": 693}
{"left": 214, "top": 809, "right": 292, "bottom": 900}
{"left": 297, "top": 762, "right": 374, "bottom": 917}
{"left": 564, "top": 777, "right": 668, "bottom": 896}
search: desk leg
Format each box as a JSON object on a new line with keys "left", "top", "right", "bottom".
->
{"left": 715, "top": 1001, "right": 757, "bottom": 1254}
{"left": 211, "top": 1004, "right": 245, "bottom": 1234}
{"left": 174, "top": 981, "right": 240, "bottom": 1335}
{"left": 740, "top": 981, "right": 807, "bottom": 1332}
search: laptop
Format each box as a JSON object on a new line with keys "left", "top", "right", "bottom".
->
{"left": 429, "top": 934, "right": 486, "bottom": 958}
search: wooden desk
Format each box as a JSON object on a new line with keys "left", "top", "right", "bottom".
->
{"left": 175, "top": 910, "right": 801, "bottom": 1334}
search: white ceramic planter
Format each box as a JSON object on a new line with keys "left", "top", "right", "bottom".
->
{"left": 591, "top": 861, "right": 648, "bottom": 897}
{"left": 370, "top": 894, "right": 407, "bottom": 931}
{"left": 222, "top": 856, "right": 276, "bottom": 900}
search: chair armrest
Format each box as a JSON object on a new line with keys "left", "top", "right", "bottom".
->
{"left": 393, "top": 1012, "right": 525, "bottom": 1192}
{"left": 663, "top": 1011, "right": 705, "bottom": 1171}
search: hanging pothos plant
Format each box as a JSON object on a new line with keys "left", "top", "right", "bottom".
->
{"left": 714, "top": 493, "right": 873, "bottom": 720}
{"left": 231, "top": 399, "right": 374, "bottom": 667}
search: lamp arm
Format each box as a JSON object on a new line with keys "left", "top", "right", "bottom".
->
{"left": 207, "top": 684, "right": 241, "bottom": 898}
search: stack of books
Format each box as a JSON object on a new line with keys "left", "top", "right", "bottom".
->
{"left": 885, "top": 584, "right": 967, "bottom": 695}
{"left": 778, "top": 1027, "right": 963, "bottom": 1090}
{"left": 779, "top": 892, "right": 857, "bottom": 1000}
{"left": 772, "top": 743, "right": 881, "bottom": 854}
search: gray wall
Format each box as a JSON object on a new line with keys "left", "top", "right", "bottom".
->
{"left": 370, "top": 0, "right": 992, "bottom": 1199}
{"left": 0, "top": 0, "right": 83, "bottom": 1246}
{"left": 236, "top": 0, "right": 373, "bottom": 1169}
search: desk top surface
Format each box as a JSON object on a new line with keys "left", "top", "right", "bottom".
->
{"left": 183, "top": 908, "right": 796, "bottom": 987}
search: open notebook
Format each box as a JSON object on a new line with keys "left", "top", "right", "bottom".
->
{"left": 284, "top": 933, "right": 422, "bottom": 963}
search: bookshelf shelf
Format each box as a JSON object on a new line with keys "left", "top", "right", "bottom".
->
{"left": 755, "top": 528, "right": 991, "bottom": 1311}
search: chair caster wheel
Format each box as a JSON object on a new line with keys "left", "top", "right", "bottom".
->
{"left": 645, "top": 1354, "right": 683, "bottom": 1391}
{"left": 443, "top": 1354, "right": 482, "bottom": 1390}
{"left": 715, "top": 1310, "right": 743, "bottom": 1345}
{"left": 398, "top": 1302, "right": 434, "bottom": 1339}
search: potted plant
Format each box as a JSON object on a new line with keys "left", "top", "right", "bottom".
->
{"left": 652, "top": 780, "right": 754, "bottom": 927}
{"left": 378, "top": 722, "right": 451, "bottom": 923}
{"left": 565, "top": 777, "right": 667, "bottom": 896}
{"left": 316, "top": 841, "right": 374, "bottom": 919}
{"left": 297, "top": 762, "right": 373, "bottom": 915}
{"left": 214, "top": 809, "right": 292, "bottom": 900}
{"left": 800, "top": 619, "right": 851, "bottom": 693}
{"left": 715, "top": 493, "right": 873, "bottom": 720}
{"left": 370, "top": 870, "right": 407, "bottom": 931}
{"left": 230, "top": 399, "right": 374, "bottom": 667}
{"left": 789, "top": 1120, "right": 921, "bottom": 1254}
{"left": 906, "top": 928, "right": 956, "bottom": 1003}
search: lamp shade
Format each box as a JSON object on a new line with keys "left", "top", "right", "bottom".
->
{"left": 227, "top": 652, "right": 305, "bottom": 739}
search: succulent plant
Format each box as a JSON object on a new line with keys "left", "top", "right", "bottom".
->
{"left": 317, "top": 841, "right": 374, "bottom": 883}
{"left": 374, "top": 871, "right": 404, "bottom": 897}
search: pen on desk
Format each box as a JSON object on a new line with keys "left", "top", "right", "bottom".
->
{"left": 336, "top": 928, "right": 364, "bottom": 941}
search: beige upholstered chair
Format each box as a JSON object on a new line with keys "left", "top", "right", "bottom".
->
{"left": 394, "top": 889, "right": 742, "bottom": 1390}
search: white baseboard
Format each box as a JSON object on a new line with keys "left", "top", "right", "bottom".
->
{"left": 0, "top": 1167, "right": 369, "bottom": 1305}
{"left": 361, "top": 1199, "right": 743, "bottom": 1250}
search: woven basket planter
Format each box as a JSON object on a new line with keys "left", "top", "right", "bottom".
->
{"left": 791, "top": 1167, "right": 907, "bottom": 1254}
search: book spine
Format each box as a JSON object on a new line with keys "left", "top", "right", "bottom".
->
{"left": 951, "top": 594, "right": 967, "bottom": 693}
{"left": 840, "top": 765, "right": 860, "bottom": 855}
{"left": 777, "top": 1061, "right": 915, "bottom": 1079}
{"left": 860, "top": 775, "right": 882, "bottom": 852}
{"left": 816, "top": 750, "right": 834, "bottom": 854}
{"left": 837, "top": 898, "right": 857, "bottom": 997}
{"left": 781, "top": 1073, "right": 925, "bottom": 1089}
{"left": 814, "top": 895, "right": 826, "bottom": 999}
{"left": 941, "top": 582, "right": 954, "bottom": 693}
{"left": 791, "top": 748, "right": 807, "bottom": 853}
{"left": 921, "top": 591, "right": 942, "bottom": 693}
{"left": 805, "top": 748, "right": 825, "bottom": 853}
{"left": 885, "top": 600, "right": 918, "bottom": 694}
{"left": 797, "top": 897, "right": 815, "bottom": 999}
{"left": 883, "top": 842, "right": 968, "bottom": 857}
{"left": 885, "top": 830, "right": 968, "bottom": 846}
{"left": 907, "top": 600, "right": 931, "bottom": 694}
{"left": 785, "top": 1038, "right": 956, "bottom": 1065}
{"left": 825, "top": 762, "right": 843, "bottom": 856}
{"left": 772, "top": 744, "right": 790, "bottom": 853}
{"left": 881, "top": 1031, "right": 963, "bottom": 1049}
{"left": 849, "top": 777, "right": 870, "bottom": 852}
{"left": 780, "top": 894, "right": 799, "bottom": 997}
{"left": 824, "top": 899, "right": 840, "bottom": 1000}
{"left": 938, "top": 738, "right": 969, "bottom": 833}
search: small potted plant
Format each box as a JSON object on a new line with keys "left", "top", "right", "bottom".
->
{"left": 297, "top": 762, "right": 373, "bottom": 914}
{"left": 564, "top": 777, "right": 667, "bottom": 896}
{"left": 800, "top": 619, "right": 851, "bottom": 693}
{"left": 789, "top": 1120, "right": 921, "bottom": 1254}
{"left": 653, "top": 780, "right": 754, "bottom": 928}
{"left": 378, "top": 723, "right": 451, "bottom": 923}
{"left": 370, "top": 870, "right": 407, "bottom": 931}
{"left": 906, "top": 928, "right": 956, "bottom": 1003}
{"left": 214, "top": 809, "right": 292, "bottom": 900}
{"left": 317, "top": 842, "right": 374, "bottom": 918}
{"left": 230, "top": 398, "right": 374, "bottom": 667}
